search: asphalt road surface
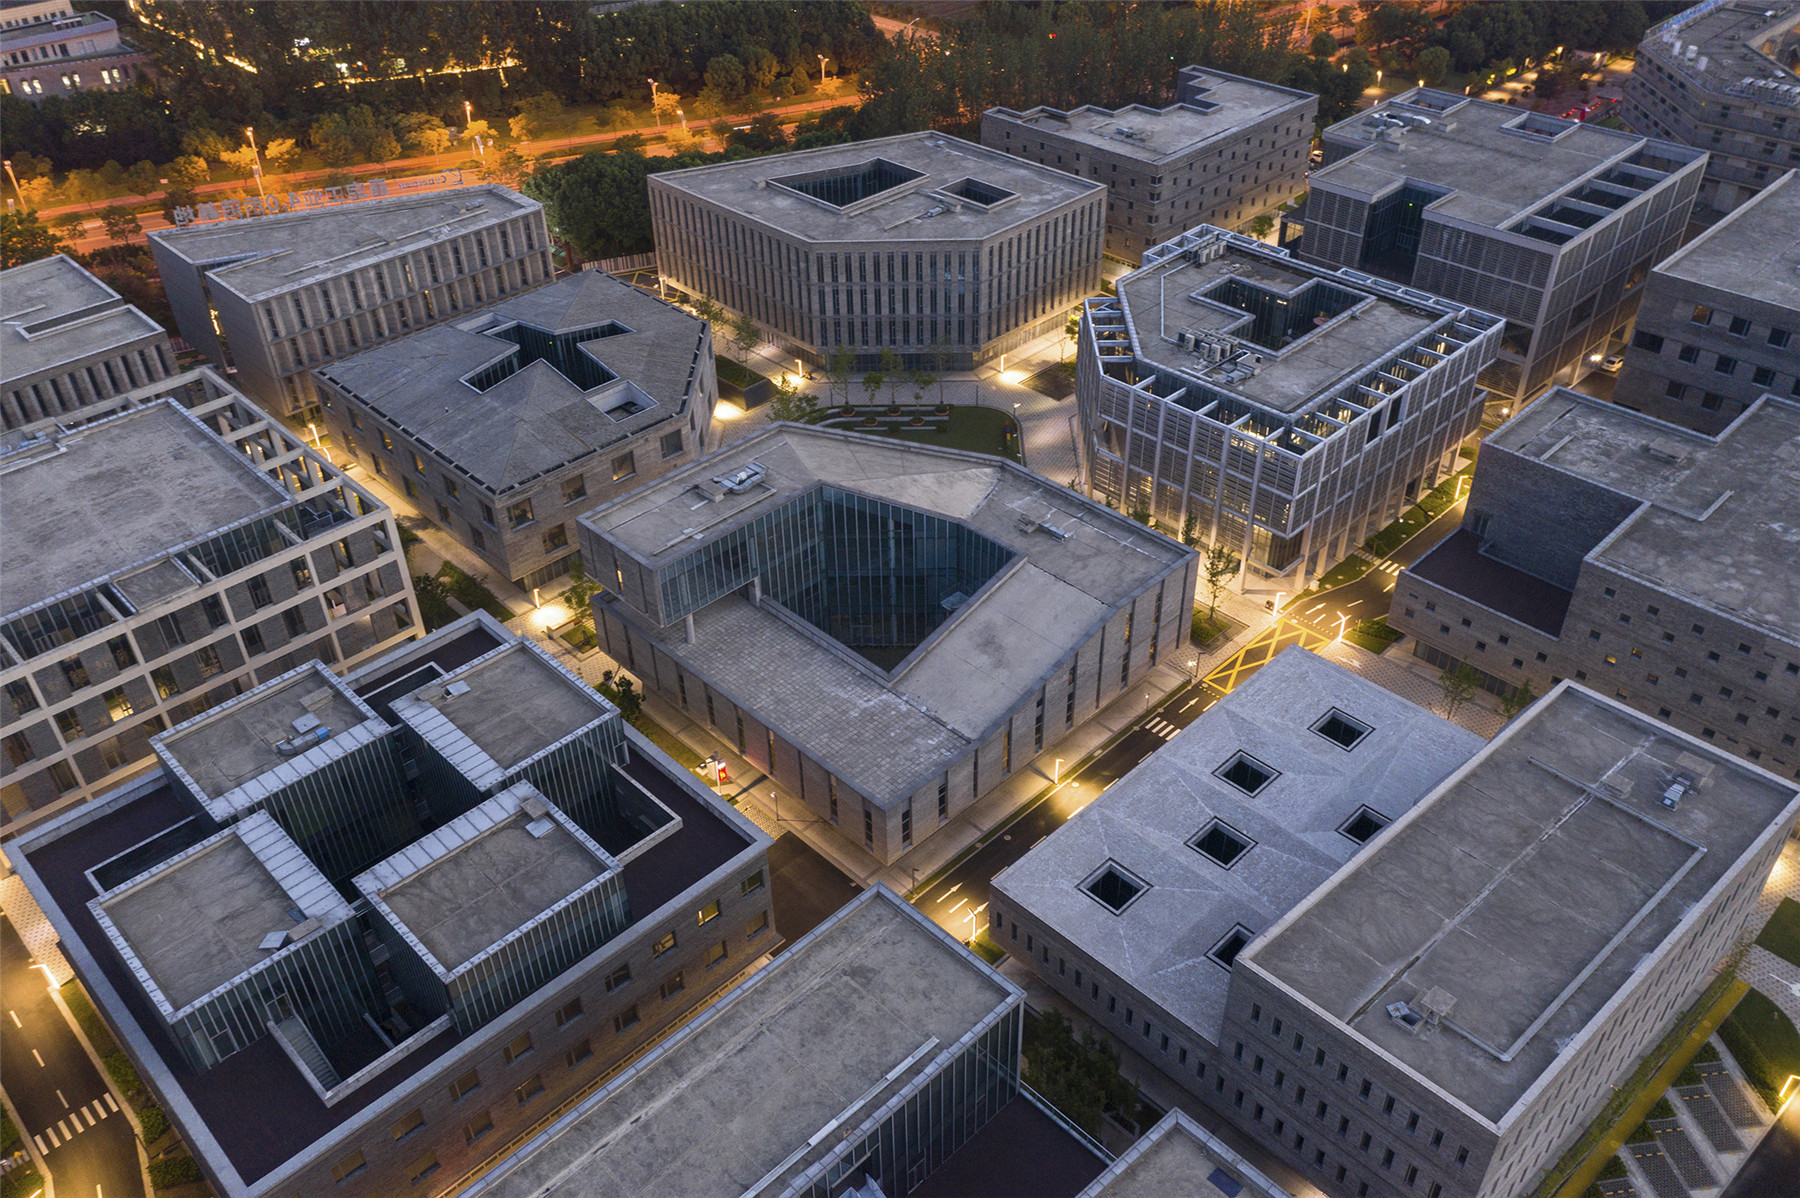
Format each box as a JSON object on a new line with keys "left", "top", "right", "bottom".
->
{"left": 1719, "top": 1097, "right": 1800, "bottom": 1198}
{"left": 1, "top": 916, "right": 143, "bottom": 1198}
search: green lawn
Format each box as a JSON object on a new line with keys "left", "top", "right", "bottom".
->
{"left": 61, "top": 981, "right": 120, "bottom": 1055}
{"left": 1756, "top": 897, "right": 1800, "bottom": 968}
{"left": 1192, "top": 612, "right": 1234, "bottom": 647}
{"left": 1718, "top": 985, "right": 1800, "bottom": 1110}
{"left": 437, "top": 562, "right": 515, "bottom": 624}
{"left": 1362, "top": 467, "right": 1472, "bottom": 558}
{"left": 1345, "top": 618, "right": 1404, "bottom": 655}
{"left": 628, "top": 712, "right": 705, "bottom": 770}
{"left": 816, "top": 405, "right": 1020, "bottom": 462}
{"left": 716, "top": 356, "right": 769, "bottom": 390}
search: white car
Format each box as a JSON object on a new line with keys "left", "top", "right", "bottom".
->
{"left": 1600, "top": 352, "right": 1625, "bottom": 374}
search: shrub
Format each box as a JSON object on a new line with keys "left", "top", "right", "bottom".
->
{"left": 103, "top": 1051, "right": 144, "bottom": 1098}
{"left": 138, "top": 1104, "right": 170, "bottom": 1143}
{"left": 148, "top": 1154, "right": 201, "bottom": 1188}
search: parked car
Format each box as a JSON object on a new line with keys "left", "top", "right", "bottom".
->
{"left": 1600, "top": 352, "right": 1625, "bottom": 373}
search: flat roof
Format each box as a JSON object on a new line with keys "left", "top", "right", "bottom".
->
{"left": 394, "top": 641, "right": 613, "bottom": 774}
{"left": 93, "top": 813, "right": 348, "bottom": 1013}
{"left": 650, "top": 131, "right": 1104, "bottom": 243}
{"left": 315, "top": 271, "right": 706, "bottom": 492}
{"left": 0, "top": 399, "right": 289, "bottom": 617}
{"left": 993, "top": 648, "right": 1482, "bottom": 1045}
{"left": 1078, "top": 1110, "right": 1289, "bottom": 1198}
{"left": 1652, "top": 168, "right": 1800, "bottom": 308}
{"left": 1, "top": 253, "right": 165, "bottom": 386}
{"left": 1118, "top": 239, "right": 1442, "bottom": 416}
{"left": 1247, "top": 685, "right": 1800, "bottom": 1124}
{"left": 1640, "top": 1, "right": 1800, "bottom": 90}
{"left": 586, "top": 426, "right": 1188, "bottom": 805}
{"left": 155, "top": 663, "right": 379, "bottom": 810}
{"left": 357, "top": 787, "right": 613, "bottom": 974}
{"left": 990, "top": 73, "right": 1310, "bottom": 163}
{"left": 468, "top": 886, "right": 1017, "bottom": 1198}
{"left": 147, "top": 184, "right": 541, "bottom": 301}
{"left": 1317, "top": 91, "right": 1674, "bottom": 228}
{"left": 1487, "top": 389, "right": 1800, "bottom": 639}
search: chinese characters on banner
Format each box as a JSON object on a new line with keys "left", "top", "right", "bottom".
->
{"left": 169, "top": 170, "right": 466, "bottom": 227}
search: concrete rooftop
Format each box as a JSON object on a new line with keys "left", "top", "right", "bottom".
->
{"left": 1488, "top": 389, "right": 1800, "bottom": 640}
{"left": 1641, "top": 1, "right": 1800, "bottom": 86}
{"left": 993, "top": 73, "right": 1309, "bottom": 163}
{"left": 397, "top": 641, "right": 613, "bottom": 773}
{"left": 1078, "top": 1110, "right": 1288, "bottom": 1198}
{"left": 468, "top": 886, "right": 1016, "bottom": 1198}
{"left": 93, "top": 813, "right": 349, "bottom": 1013}
{"left": 155, "top": 664, "right": 379, "bottom": 810}
{"left": 0, "top": 253, "right": 165, "bottom": 387}
{"left": 315, "top": 271, "right": 706, "bottom": 493}
{"left": 993, "top": 647, "right": 1482, "bottom": 1045}
{"left": 651, "top": 131, "right": 1104, "bottom": 243}
{"left": 585, "top": 426, "right": 1188, "bottom": 806}
{"left": 357, "top": 787, "right": 613, "bottom": 974}
{"left": 1317, "top": 90, "right": 1669, "bottom": 228}
{"left": 1651, "top": 167, "right": 1800, "bottom": 309}
{"left": 147, "top": 184, "right": 541, "bottom": 302}
{"left": 1119, "top": 241, "right": 1442, "bottom": 416}
{"left": 1247, "top": 684, "right": 1800, "bottom": 1125}
{"left": 0, "top": 399, "right": 289, "bottom": 617}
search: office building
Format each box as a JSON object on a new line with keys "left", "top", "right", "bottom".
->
{"left": 1078, "top": 1110, "right": 1290, "bottom": 1198}
{"left": 1620, "top": 0, "right": 1800, "bottom": 214}
{"left": 1228, "top": 683, "right": 1800, "bottom": 1198}
{"left": 580, "top": 424, "right": 1195, "bottom": 866}
{"left": 0, "top": 370, "right": 415, "bottom": 835}
{"left": 983, "top": 66, "right": 1316, "bottom": 263}
{"left": 648, "top": 131, "right": 1106, "bottom": 370}
{"left": 1613, "top": 168, "right": 1800, "bottom": 431}
{"left": 13, "top": 613, "right": 771, "bottom": 1197}
{"left": 1302, "top": 89, "right": 1705, "bottom": 406}
{"left": 313, "top": 270, "right": 718, "bottom": 592}
{"left": 466, "top": 885, "right": 1036, "bottom": 1198}
{"left": 0, "top": 0, "right": 149, "bottom": 100}
{"left": 1077, "top": 225, "right": 1502, "bottom": 592}
{"left": 1390, "top": 387, "right": 1800, "bottom": 775}
{"left": 990, "top": 647, "right": 1481, "bottom": 1107}
{"left": 2, "top": 253, "right": 174, "bottom": 430}
{"left": 148, "top": 185, "right": 551, "bottom": 421}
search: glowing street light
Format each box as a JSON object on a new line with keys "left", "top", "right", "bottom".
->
{"left": 1053, "top": 758, "right": 1064, "bottom": 783}
{"left": 1334, "top": 612, "right": 1351, "bottom": 641}
{"left": 243, "top": 127, "right": 267, "bottom": 202}
{"left": 818, "top": 54, "right": 830, "bottom": 84}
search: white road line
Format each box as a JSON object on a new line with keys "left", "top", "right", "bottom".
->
{"left": 57, "top": 1088, "right": 68, "bottom": 1108}
{"left": 948, "top": 899, "right": 968, "bottom": 916}
{"left": 57, "top": 1118, "right": 71, "bottom": 1139}
{"left": 82, "top": 1106, "right": 95, "bottom": 1127}
{"left": 937, "top": 882, "right": 963, "bottom": 901}
{"left": 32, "top": 1048, "right": 44, "bottom": 1067}
{"left": 93, "top": 1100, "right": 109, "bottom": 1120}
{"left": 1181, "top": 696, "right": 1201, "bottom": 711}
{"left": 1306, "top": 602, "right": 1325, "bottom": 614}
{"left": 104, "top": 1091, "right": 119, "bottom": 1112}
{"left": 45, "top": 1126, "right": 59, "bottom": 1147}
{"left": 8, "top": 1010, "right": 19, "bottom": 1027}
{"left": 1344, "top": 599, "right": 1362, "bottom": 608}
{"left": 33, "top": 1134, "right": 47, "bottom": 1154}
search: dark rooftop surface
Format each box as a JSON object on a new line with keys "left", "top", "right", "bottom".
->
{"left": 351, "top": 626, "right": 504, "bottom": 718}
{"left": 25, "top": 740, "right": 750, "bottom": 1185}
{"left": 907, "top": 1095, "right": 1107, "bottom": 1198}
{"left": 1408, "top": 528, "right": 1575, "bottom": 636}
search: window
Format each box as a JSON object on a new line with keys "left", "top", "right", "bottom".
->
{"left": 564, "top": 1038, "right": 593, "bottom": 1068}
{"left": 1632, "top": 330, "right": 1663, "bottom": 353}
{"left": 1190, "top": 819, "right": 1254, "bottom": 868}
{"left": 1339, "top": 807, "right": 1390, "bottom": 844}
{"left": 1216, "top": 751, "right": 1278, "bottom": 795}
{"left": 704, "top": 940, "right": 728, "bottom": 968}
{"left": 612, "top": 452, "right": 637, "bottom": 482}
{"left": 562, "top": 475, "right": 587, "bottom": 505}
{"left": 660, "top": 430, "right": 684, "bottom": 459}
{"left": 515, "top": 1074, "right": 545, "bottom": 1106}
{"left": 741, "top": 869, "right": 764, "bottom": 895}
{"left": 1715, "top": 355, "right": 1738, "bottom": 376}
{"left": 555, "top": 997, "right": 582, "bottom": 1026}
{"left": 283, "top": 607, "right": 307, "bottom": 637}
{"left": 652, "top": 931, "right": 677, "bottom": 957}
{"left": 448, "top": 1069, "right": 481, "bottom": 1101}
{"left": 697, "top": 899, "right": 720, "bottom": 926}
{"left": 542, "top": 524, "right": 569, "bottom": 553}
{"left": 463, "top": 1110, "right": 494, "bottom": 1144}
{"left": 1728, "top": 315, "right": 1751, "bottom": 336}
{"left": 507, "top": 499, "right": 535, "bottom": 530}
{"left": 1770, "top": 327, "right": 1792, "bottom": 349}
{"left": 391, "top": 1108, "right": 425, "bottom": 1140}
{"left": 1312, "top": 709, "right": 1371, "bottom": 750}
{"left": 614, "top": 1004, "right": 640, "bottom": 1033}
{"left": 503, "top": 1032, "right": 533, "bottom": 1064}
{"left": 408, "top": 1152, "right": 439, "bottom": 1185}
{"left": 1690, "top": 304, "right": 1712, "bottom": 325}
{"left": 659, "top": 970, "right": 686, "bottom": 1000}
{"left": 331, "top": 1150, "right": 367, "bottom": 1183}
{"left": 102, "top": 687, "right": 134, "bottom": 722}
{"left": 605, "top": 963, "right": 631, "bottom": 991}
{"left": 1209, "top": 925, "right": 1253, "bottom": 969}
{"left": 1083, "top": 861, "right": 1149, "bottom": 913}
{"left": 1678, "top": 345, "right": 1700, "bottom": 363}
{"left": 747, "top": 909, "right": 770, "bottom": 938}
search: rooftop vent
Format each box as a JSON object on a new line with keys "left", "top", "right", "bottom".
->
{"left": 1386, "top": 1001, "right": 1425, "bottom": 1032}
{"left": 1661, "top": 771, "right": 1697, "bottom": 809}
{"left": 258, "top": 930, "right": 290, "bottom": 951}
{"left": 712, "top": 462, "right": 768, "bottom": 494}
{"left": 525, "top": 818, "right": 556, "bottom": 839}
{"left": 444, "top": 680, "right": 472, "bottom": 698}
{"left": 940, "top": 591, "right": 970, "bottom": 612}
{"left": 520, "top": 795, "right": 550, "bottom": 820}
{"left": 273, "top": 726, "right": 331, "bottom": 756}
{"left": 1642, "top": 437, "right": 1691, "bottom": 465}
{"left": 290, "top": 713, "right": 322, "bottom": 735}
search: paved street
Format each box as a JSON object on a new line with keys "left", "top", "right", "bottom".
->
{"left": 1, "top": 917, "right": 143, "bottom": 1198}
{"left": 1719, "top": 1099, "right": 1800, "bottom": 1198}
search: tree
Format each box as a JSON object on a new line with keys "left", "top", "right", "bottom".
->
{"left": 692, "top": 295, "right": 725, "bottom": 328}
{"left": 523, "top": 150, "right": 654, "bottom": 259}
{"left": 395, "top": 113, "right": 450, "bottom": 156}
{"left": 1180, "top": 512, "right": 1201, "bottom": 549}
{"left": 861, "top": 370, "right": 884, "bottom": 406}
{"left": 263, "top": 138, "right": 301, "bottom": 171}
{"left": 826, "top": 345, "right": 855, "bottom": 407}
{"left": 907, "top": 366, "right": 936, "bottom": 404}
{"left": 1202, "top": 545, "right": 1239, "bottom": 619}
{"left": 704, "top": 54, "right": 748, "bottom": 100}
{"left": 560, "top": 562, "right": 600, "bottom": 634}
{"left": 743, "top": 46, "right": 781, "bottom": 93}
{"left": 179, "top": 127, "right": 232, "bottom": 161}
{"left": 0, "top": 210, "right": 65, "bottom": 269}
{"left": 1416, "top": 45, "right": 1453, "bottom": 87}
{"left": 1309, "top": 30, "right": 1341, "bottom": 59}
{"left": 100, "top": 206, "right": 141, "bottom": 245}
{"left": 651, "top": 90, "right": 683, "bottom": 125}
{"left": 168, "top": 155, "right": 211, "bottom": 187}
{"left": 511, "top": 93, "right": 568, "bottom": 141}
{"left": 875, "top": 348, "right": 903, "bottom": 404}
{"left": 664, "top": 127, "right": 700, "bottom": 154}
{"left": 462, "top": 118, "right": 495, "bottom": 145}
{"left": 411, "top": 572, "right": 455, "bottom": 630}
{"left": 1500, "top": 678, "right": 1537, "bottom": 720}
{"left": 1439, "top": 657, "right": 1481, "bottom": 720}
{"left": 1127, "top": 499, "right": 1154, "bottom": 528}
{"left": 764, "top": 376, "right": 820, "bottom": 425}
{"left": 597, "top": 670, "right": 643, "bottom": 722}
{"left": 726, "top": 311, "right": 759, "bottom": 356}
{"left": 1022, "top": 1010, "right": 1140, "bottom": 1139}
{"left": 1246, "top": 211, "right": 1277, "bottom": 240}
{"left": 123, "top": 160, "right": 160, "bottom": 195}
{"left": 218, "top": 144, "right": 260, "bottom": 173}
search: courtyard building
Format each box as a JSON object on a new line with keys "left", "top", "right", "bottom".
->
{"left": 1076, "top": 225, "right": 1502, "bottom": 594}
{"left": 148, "top": 185, "right": 551, "bottom": 421}
{"left": 2, "top": 253, "right": 175, "bottom": 430}
{"left": 579, "top": 424, "right": 1195, "bottom": 867}
{"left": 1300, "top": 89, "right": 1705, "bottom": 408}
{"left": 0, "top": 369, "right": 415, "bottom": 836}
{"left": 1620, "top": 0, "right": 1800, "bottom": 215}
{"left": 312, "top": 270, "right": 719, "bottom": 593}
{"left": 1389, "top": 386, "right": 1800, "bottom": 775}
{"left": 648, "top": 130, "right": 1106, "bottom": 371}
{"left": 1613, "top": 167, "right": 1800, "bottom": 432}
{"left": 983, "top": 66, "right": 1316, "bottom": 264}
{"left": 0, "top": 0, "right": 149, "bottom": 100}
{"left": 12, "top": 612, "right": 771, "bottom": 1197}
{"left": 1079, "top": 1110, "right": 1291, "bottom": 1198}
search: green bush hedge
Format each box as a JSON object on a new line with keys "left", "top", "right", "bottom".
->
{"left": 1718, "top": 987, "right": 1800, "bottom": 1110}
{"left": 149, "top": 1154, "right": 202, "bottom": 1189}
{"left": 139, "top": 1104, "right": 170, "bottom": 1143}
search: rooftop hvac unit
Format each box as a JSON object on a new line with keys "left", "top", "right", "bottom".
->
{"left": 273, "top": 725, "right": 332, "bottom": 756}
{"left": 712, "top": 461, "right": 768, "bottom": 493}
{"left": 445, "top": 679, "right": 472, "bottom": 697}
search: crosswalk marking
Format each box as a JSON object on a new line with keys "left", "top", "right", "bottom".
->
{"left": 33, "top": 1134, "right": 47, "bottom": 1154}
{"left": 81, "top": 1106, "right": 96, "bottom": 1127}
{"left": 104, "top": 1091, "right": 119, "bottom": 1112}
{"left": 30, "top": 1096, "right": 115, "bottom": 1153}
{"left": 1144, "top": 718, "right": 1178, "bottom": 739}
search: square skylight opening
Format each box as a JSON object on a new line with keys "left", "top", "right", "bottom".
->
{"left": 1081, "top": 860, "right": 1149, "bottom": 914}
{"left": 945, "top": 178, "right": 1016, "bottom": 207}
{"left": 1215, "top": 751, "right": 1278, "bottom": 796}
{"left": 1312, "top": 709, "right": 1372, "bottom": 750}
{"left": 1339, "top": 806, "right": 1391, "bottom": 845}
{"left": 1190, "top": 819, "right": 1254, "bottom": 869}
{"left": 1208, "top": 924, "right": 1254, "bottom": 970}
{"left": 772, "top": 158, "right": 924, "bottom": 209}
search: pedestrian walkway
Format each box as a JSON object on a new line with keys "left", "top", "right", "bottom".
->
{"left": 0, "top": 872, "right": 70, "bottom": 985}
{"left": 1317, "top": 639, "right": 1509, "bottom": 739}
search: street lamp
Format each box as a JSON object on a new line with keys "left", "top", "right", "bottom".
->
{"left": 1188, "top": 657, "right": 1200, "bottom": 683}
{"left": 464, "top": 99, "right": 473, "bottom": 127}
{"left": 1334, "top": 612, "right": 1351, "bottom": 641}
{"left": 677, "top": 108, "right": 687, "bottom": 131}
{"left": 243, "top": 127, "right": 267, "bottom": 202}
{"left": 1053, "top": 758, "right": 1064, "bottom": 783}
{"left": 818, "top": 55, "right": 829, "bottom": 84}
